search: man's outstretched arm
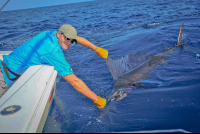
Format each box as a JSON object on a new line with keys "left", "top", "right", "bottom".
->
{"left": 63, "top": 73, "right": 106, "bottom": 108}
{"left": 63, "top": 73, "right": 99, "bottom": 101}
{"left": 76, "top": 36, "right": 97, "bottom": 51}
{"left": 76, "top": 36, "right": 108, "bottom": 59}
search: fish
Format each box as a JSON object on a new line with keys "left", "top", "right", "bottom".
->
{"left": 105, "top": 23, "right": 184, "bottom": 102}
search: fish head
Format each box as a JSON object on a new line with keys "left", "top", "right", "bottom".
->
{"left": 108, "top": 87, "right": 132, "bottom": 102}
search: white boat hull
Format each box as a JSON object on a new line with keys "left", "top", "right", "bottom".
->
{"left": 0, "top": 51, "right": 58, "bottom": 133}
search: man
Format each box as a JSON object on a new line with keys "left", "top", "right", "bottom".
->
{"left": 0, "top": 24, "right": 107, "bottom": 108}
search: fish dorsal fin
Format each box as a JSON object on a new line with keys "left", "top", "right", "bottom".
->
{"left": 105, "top": 52, "right": 153, "bottom": 80}
{"left": 105, "top": 55, "right": 130, "bottom": 80}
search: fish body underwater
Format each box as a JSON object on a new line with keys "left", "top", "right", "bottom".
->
{"left": 106, "top": 23, "right": 184, "bottom": 102}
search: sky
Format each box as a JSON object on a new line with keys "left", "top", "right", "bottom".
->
{"left": 0, "top": 0, "right": 95, "bottom": 11}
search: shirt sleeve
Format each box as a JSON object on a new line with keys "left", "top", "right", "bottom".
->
{"left": 41, "top": 52, "right": 73, "bottom": 76}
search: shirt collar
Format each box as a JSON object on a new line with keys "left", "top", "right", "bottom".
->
{"left": 51, "top": 31, "right": 63, "bottom": 52}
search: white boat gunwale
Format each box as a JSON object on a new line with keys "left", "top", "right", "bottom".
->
{"left": 0, "top": 51, "right": 58, "bottom": 133}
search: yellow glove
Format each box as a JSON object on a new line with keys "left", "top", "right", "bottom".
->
{"left": 95, "top": 47, "right": 108, "bottom": 59}
{"left": 94, "top": 96, "right": 106, "bottom": 109}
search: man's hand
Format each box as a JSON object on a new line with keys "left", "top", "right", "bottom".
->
{"left": 94, "top": 96, "right": 106, "bottom": 108}
{"left": 95, "top": 47, "right": 108, "bottom": 59}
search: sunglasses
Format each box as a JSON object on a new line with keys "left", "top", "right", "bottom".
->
{"left": 62, "top": 33, "right": 77, "bottom": 46}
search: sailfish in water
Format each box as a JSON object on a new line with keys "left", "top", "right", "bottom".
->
{"left": 105, "top": 23, "right": 184, "bottom": 102}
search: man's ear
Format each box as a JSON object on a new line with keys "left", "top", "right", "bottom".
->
{"left": 56, "top": 32, "right": 62, "bottom": 38}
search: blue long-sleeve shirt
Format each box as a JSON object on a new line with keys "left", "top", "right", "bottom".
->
{"left": 0, "top": 30, "right": 73, "bottom": 87}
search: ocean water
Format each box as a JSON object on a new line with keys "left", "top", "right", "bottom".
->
{"left": 0, "top": 0, "right": 200, "bottom": 133}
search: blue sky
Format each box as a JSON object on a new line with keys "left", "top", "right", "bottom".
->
{"left": 0, "top": 0, "right": 95, "bottom": 11}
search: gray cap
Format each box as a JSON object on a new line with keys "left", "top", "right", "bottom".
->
{"left": 58, "top": 24, "right": 77, "bottom": 39}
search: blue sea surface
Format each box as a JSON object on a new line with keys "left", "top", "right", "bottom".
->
{"left": 0, "top": 0, "right": 200, "bottom": 133}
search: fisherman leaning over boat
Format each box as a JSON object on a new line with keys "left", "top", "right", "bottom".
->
{"left": 0, "top": 24, "right": 107, "bottom": 109}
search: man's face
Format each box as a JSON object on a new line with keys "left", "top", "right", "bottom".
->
{"left": 57, "top": 33, "right": 73, "bottom": 50}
